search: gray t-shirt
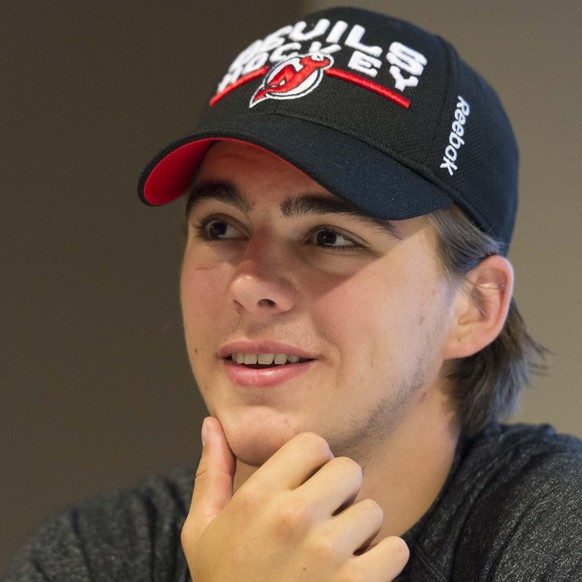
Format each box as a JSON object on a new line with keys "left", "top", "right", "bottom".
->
{"left": 6, "top": 423, "right": 582, "bottom": 581}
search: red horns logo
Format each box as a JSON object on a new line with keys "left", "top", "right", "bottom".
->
{"left": 250, "top": 53, "right": 334, "bottom": 107}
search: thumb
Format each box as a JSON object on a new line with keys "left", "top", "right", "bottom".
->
{"left": 187, "top": 416, "right": 236, "bottom": 538}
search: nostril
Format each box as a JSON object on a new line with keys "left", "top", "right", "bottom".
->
{"left": 229, "top": 272, "right": 295, "bottom": 314}
{"left": 257, "top": 298, "right": 276, "bottom": 307}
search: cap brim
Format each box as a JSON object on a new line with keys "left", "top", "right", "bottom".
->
{"left": 138, "top": 114, "right": 453, "bottom": 221}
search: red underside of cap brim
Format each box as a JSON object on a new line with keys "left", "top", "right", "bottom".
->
{"left": 143, "top": 137, "right": 299, "bottom": 205}
{"left": 143, "top": 139, "right": 212, "bottom": 205}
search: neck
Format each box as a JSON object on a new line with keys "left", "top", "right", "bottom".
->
{"left": 233, "top": 385, "right": 460, "bottom": 540}
{"left": 356, "top": 387, "right": 460, "bottom": 538}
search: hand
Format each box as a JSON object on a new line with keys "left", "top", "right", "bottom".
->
{"left": 181, "top": 417, "right": 409, "bottom": 581}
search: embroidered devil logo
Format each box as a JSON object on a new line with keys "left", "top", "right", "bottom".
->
{"left": 250, "top": 53, "right": 334, "bottom": 107}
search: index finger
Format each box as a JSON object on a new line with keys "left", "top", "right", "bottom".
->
{"left": 244, "top": 432, "right": 334, "bottom": 493}
{"left": 186, "top": 417, "right": 236, "bottom": 538}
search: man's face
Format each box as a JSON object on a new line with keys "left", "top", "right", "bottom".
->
{"left": 181, "top": 141, "right": 458, "bottom": 466}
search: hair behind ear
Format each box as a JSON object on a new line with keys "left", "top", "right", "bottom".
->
{"left": 447, "top": 300, "right": 547, "bottom": 433}
{"left": 428, "top": 206, "right": 547, "bottom": 435}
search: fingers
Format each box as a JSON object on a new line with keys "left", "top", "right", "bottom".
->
{"left": 186, "top": 417, "right": 236, "bottom": 539}
{"left": 182, "top": 424, "right": 410, "bottom": 581}
{"left": 327, "top": 497, "right": 384, "bottom": 556}
{"left": 298, "top": 456, "right": 363, "bottom": 518}
{"left": 246, "top": 432, "right": 335, "bottom": 492}
{"left": 347, "top": 536, "right": 410, "bottom": 581}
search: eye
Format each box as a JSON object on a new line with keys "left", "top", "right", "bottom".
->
{"left": 194, "top": 216, "right": 244, "bottom": 241}
{"left": 307, "top": 227, "right": 360, "bottom": 250}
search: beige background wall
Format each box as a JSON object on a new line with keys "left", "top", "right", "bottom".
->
{"left": 2, "top": 0, "right": 581, "bottom": 573}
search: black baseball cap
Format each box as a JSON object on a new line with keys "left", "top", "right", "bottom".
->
{"left": 138, "top": 6, "right": 518, "bottom": 250}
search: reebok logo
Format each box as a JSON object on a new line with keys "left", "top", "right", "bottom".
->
{"left": 440, "top": 96, "right": 470, "bottom": 176}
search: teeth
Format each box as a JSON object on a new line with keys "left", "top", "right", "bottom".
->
{"left": 258, "top": 353, "right": 275, "bottom": 365}
{"left": 231, "top": 353, "right": 304, "bottom": 365}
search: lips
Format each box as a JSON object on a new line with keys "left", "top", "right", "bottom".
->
{"left": 219, "top": 342, "right": 316, "bottom": 387}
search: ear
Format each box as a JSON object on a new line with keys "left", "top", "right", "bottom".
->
{"left": 443, "top": 255, "right": 514, "bottom": 359}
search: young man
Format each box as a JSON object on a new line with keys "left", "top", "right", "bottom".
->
{"left": 8, "top": 6, "right": 582, "bottom": 581}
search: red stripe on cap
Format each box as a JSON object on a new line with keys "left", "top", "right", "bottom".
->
{"left": 210, "top": 66, "right": 270, "bottom": 106}
{"left": 325, "top": 68, "right": 410, "bottom": 109}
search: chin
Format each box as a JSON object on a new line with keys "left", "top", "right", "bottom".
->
{"left": 228, "top": 435, "right": 286, "bottom": 467}
{"left": 221, "top": 413, "right": 300, "bottom": 466}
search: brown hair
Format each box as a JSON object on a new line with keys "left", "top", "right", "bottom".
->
{"left": 427, "top": 205, "right": 548, "bottom": 435}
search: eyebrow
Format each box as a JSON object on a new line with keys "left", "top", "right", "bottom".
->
{"left": 186, "top": 181, "right": 251, "bottom": 215}
{"left": 280, "top": 195, "right": 402, "bottom": 239}
{"left": 186, "top": 180, "right": 402, "bottom": 240}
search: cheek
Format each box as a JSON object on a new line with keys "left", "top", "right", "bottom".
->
{"left": 313, "top": 265, "right": 444, "bottom": 367}
{"left": 312, "top": 273, "right": 395, "bottom": 364}
{"left": 180, "top": 260, "right": 232, "bottom": 358}
{"left": 181, "top": 258, "right": 226, "bottom": 311}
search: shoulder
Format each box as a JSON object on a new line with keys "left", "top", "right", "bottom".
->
{"left": 5, "top": 466, "right": 195, "bottom": 581}
{"left": 457, "top": 423, "right": 582, "bottom": 502}
{"left": 409, "top": 424, "right": 582, "bottom": 581}
{"left": 455, "top": 424, "right": 582, "bottom": 578}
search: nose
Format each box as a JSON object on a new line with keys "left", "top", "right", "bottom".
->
{"left": 228, "top": 238, "right": 296, "bottom": 315}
